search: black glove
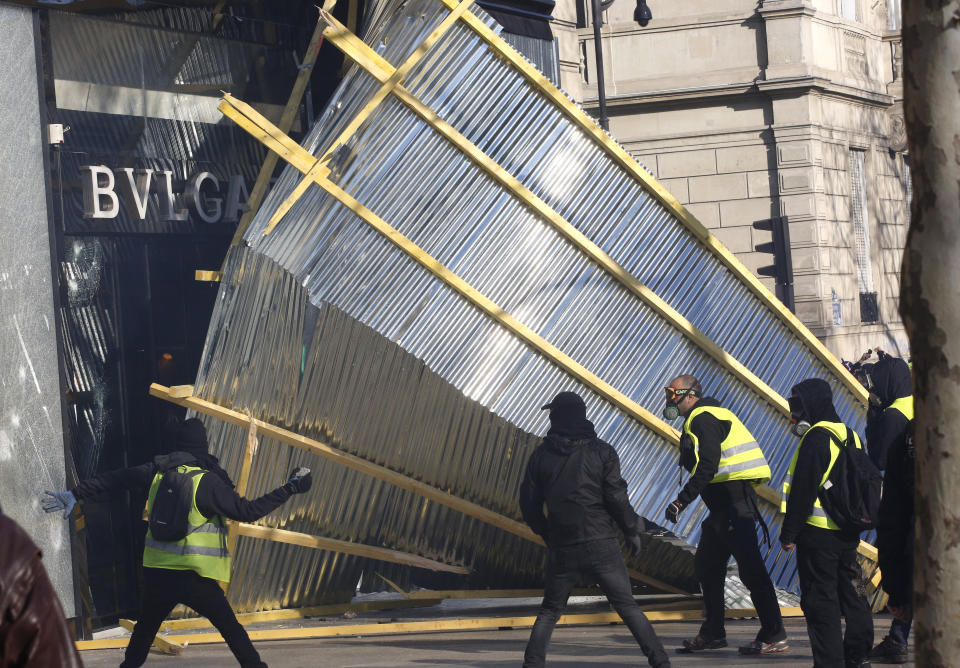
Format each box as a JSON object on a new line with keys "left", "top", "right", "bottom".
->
{"left": 664, "top": 500, "right": 685, "bottom": 524}
{"left": 284, "top": 467, "right": 312, "bottom": 494}
{"left": 626, "top": 534, "right": 643, "bottom": 558}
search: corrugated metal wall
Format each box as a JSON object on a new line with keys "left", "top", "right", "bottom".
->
{"left": 193, "top": 0, "right": 868, "bottom": 609}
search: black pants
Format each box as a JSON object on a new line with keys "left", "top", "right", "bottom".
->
{"left": 796, "top": 541, "right": 873, "bottom": 667}
{"left": 119, "top": 567, "right": 265, "bottom": 668}
{"left": 695, "top": 512, "right": 785, "bottom": 643}
{"left": 523, "top": 538, "right": 669, "bottom": 668}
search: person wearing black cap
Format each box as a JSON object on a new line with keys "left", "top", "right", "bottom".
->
{"left": 42, "top": 417, "right": 313, "bottom": 668}
{"left": 519, "top": 391, "right": 669, "bottom": 668}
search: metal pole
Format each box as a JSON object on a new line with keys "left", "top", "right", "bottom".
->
{"left": 590, "top": 0, "right": 609, "bottom": 131}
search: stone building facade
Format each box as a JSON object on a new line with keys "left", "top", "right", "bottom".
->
{"left": 550, "top": 0, "right": 911, "bottom": 361}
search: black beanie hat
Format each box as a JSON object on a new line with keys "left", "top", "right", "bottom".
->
{"left": 175, "top": 418, "right": 209, "bottom": 456}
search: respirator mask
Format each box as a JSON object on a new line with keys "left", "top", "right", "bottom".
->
{"left": 788, "top": 395, "right": 811, "bottom": 436}
{"left": 663, "top": 386, "right": 697, "bottom": 421}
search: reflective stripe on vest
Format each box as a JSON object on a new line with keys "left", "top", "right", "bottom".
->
{"left": 683, "top": 405, "right": 772, "bottom": 484}
{"left": 780, "top": 421, "right": 864, "bottom": 530}
{"left": 142, "top": 465, "right": 231, "bottom": 582}
{"left": 888, "top": 395, "right": 914, "bottom": 422}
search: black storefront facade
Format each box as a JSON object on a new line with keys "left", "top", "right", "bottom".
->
{"left": 0, "top": 0, "right": 555, "bottom": 633}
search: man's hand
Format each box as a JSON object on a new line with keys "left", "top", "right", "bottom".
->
{"left": 626, "top": 534, "right": 643, "bottom": 558}
{"left": 42, "top": 490, "right": 77, "bottom": 518}
{"left": 284, "top": 467, "right": 313, "bottom": 494}
{"left": 780, "top": 541, "right": 795, "bottom": 551}
{"left": 664, "top": 500, "right": 685, "bottom": 523}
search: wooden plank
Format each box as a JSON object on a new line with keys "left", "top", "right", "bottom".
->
{"left": 150, "top": 384, "right": 687, "bottom": 594}
{"left": 437, "top": 0, "right": 867, "bottom": 404}
{"left": 78, "top": 606, "right": 806, "bottom": 650}
{"left": 235, "top": 523, "right": 469, "bottom": 574}
{"left": 263, "top": 1, "right": 475, "bottom": 235}
{"left": 316, "top": 10, "right": 792, "bottom": 423}
{"left": 118, "top": 619, "right": 183, "bottom": 655}
{"left": 159, "top": 599, "right": 443, "bottom": 632}
{"left": 194, "top": 270, "right": 222, "bottom": 282}
{"left": 227, "top": 17, "right": 327, "bottom": 248}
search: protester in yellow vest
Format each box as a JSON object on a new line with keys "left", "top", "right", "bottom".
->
{"left": 43, "top": 417, "right": 312, "bottom": 668}
{"left": 780, "top": 378, "right": 873, "bottom": 668}
{"left": 856, "top": 353, "right": 914, "bottom": 664}
{"left": 661, "top": 374, "right": 787, "bottom": 656}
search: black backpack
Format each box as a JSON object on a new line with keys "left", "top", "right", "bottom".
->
{"left": 817, "top": 426, "right": 883, "bottom": 533}
{"left": 149, "top": 454, "right": 204, "bottom": 542}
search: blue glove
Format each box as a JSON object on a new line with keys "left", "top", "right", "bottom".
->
{"left": 42, "top": 490, "right": 77, "bottom": 518}
{"left": 284, "top": 467, "right": 312, "bottom": 494}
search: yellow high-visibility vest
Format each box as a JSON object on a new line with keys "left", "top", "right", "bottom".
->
{"left": 780, "top": 421, "right": 863, "bottom": 530}
{"left": 142, "top": 465, "right": 231, "bottom": 582}
{"left": 888, "top": 395, "right": 914, "bottom": 421}
{"left": 684, "top": 405, "right": 772, "bottom": 484}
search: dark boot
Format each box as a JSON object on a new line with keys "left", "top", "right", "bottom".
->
{"left": 869, "top": 636, "right": 908, "bottom": 664}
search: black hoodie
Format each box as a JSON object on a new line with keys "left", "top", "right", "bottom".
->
{"left": 864, "top": 355, "right": 912, "bottom": 469}
{"left": 781, "top": 378, "right": 861, "bottom": 547}
{"left": 519, "top": 427, "right": 640, "bottom": 547}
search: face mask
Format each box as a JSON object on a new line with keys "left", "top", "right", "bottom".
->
{"left": 663, "top": 386, "right": 696, "bottom": 421}
{"left": 663, "top": 404, "right": 680, "bottom": 421}
{"left": 788, "top": 395, "right": 810, "bottom": 436}
{"left": 791, "top": 420, "right": 811, "bottom": 437}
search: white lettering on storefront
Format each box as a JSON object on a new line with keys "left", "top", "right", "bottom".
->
{"left": 81, "top": 165, "right": 249, "bottom": 224}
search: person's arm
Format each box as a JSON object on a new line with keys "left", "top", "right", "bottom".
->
{"left": 519, "top": 451, "right": 549, "bottom": 541}
{"left": 0, "top": 516, "right": 83, "bottom": 667}
{"left": 194, "top": 474, "right": 293, "bottom": 522}
{"left": 780, "top": 430, "right": 832, "bottom": 545}
{"left": 675, "top": 412, "right": 726, "bottom": 507}
{"left": 867, "top": 410, "right": 908, "bottom": 470}
{"left": 70, "top": 461, "right": 156, "bottom": 500}
{"left": 601, "top": 445, "right": 640, "bottom": 537}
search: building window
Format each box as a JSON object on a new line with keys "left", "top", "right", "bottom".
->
{"left": 839, "top": 0, "right": 858, "bottom": 20}
{"left": 849, "top": 149, "right": 879, "bottom": 323}
{"left": 887, "top": 0, "right": 902, "bottom": 30}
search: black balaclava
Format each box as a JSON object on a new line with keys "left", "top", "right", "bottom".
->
{"left": 174, "top": 418, "right": 209, "bottom": 458}
{"left": 541, "top": 391, "right": 597, "bottom": 440}
{"left": 170, "top": 418, "right": 234, "bottom": 486}
{"left": 789, "top": 378, "right": 841, "bottom": 428}
{"left": 868, "top": 356, "right": 912, "bottom": 408}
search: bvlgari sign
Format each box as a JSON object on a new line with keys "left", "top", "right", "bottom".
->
{"left": 81, "top": 165, "right": 250, "bottom": 224}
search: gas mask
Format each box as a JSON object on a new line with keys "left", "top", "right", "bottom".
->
{"left": 788, "top": 395, "right": 811, "bottom": 437}
{"left": 663, "top": 386, "right": 697, "bottom": 421}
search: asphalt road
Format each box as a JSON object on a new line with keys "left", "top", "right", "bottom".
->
{"left": 80, "top": 616, "right": 912, "bottom": 667}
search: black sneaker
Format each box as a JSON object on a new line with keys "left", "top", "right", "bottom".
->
{"left": 870, "top": 636, "right": 908, "bottom": 664}
{"left": 845, "top": 660, "right": 873, "bottom": 668}
{"left": 739, "top": 638, "right": 789, "bottom": 655}
{"left": 677, "top": 634, "right": 727, "bottom": 653}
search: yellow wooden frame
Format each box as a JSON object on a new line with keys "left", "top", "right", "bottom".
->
{"left": 76, "top": 606, "right": 805, "bottom": 650}
{"left": 150, "top": 383, "right": 687, "bottom": 594}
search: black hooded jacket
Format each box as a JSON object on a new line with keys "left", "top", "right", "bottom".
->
{"left": 519, "top": 428, "right": 640, "bottom": 548}
{"left": 71, "top": 452, "right": 292, "bottom": 523}
{"left": 781, "top": 378, "right": 861, "bottom": 547}
{"left": 864, "top": 355, "right": 912, "bottom": 470}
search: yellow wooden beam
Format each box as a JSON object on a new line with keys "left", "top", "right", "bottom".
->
{"left": 316, "top": 10, "right": 791, "bottom": 425}
{"left": 228, "top": 17, "right": 327, "bottom": 249}
{"left": 437, "top": 0, "right": 867, "bottom": 404}
{"left": 263, "top": 1, "right": 476, "bottom": 235}
{"left": 194, "top": 270, "right": 223, "bottom": 282}
{"left": 118, "top": 619, "right": 183, "bottom": 655}
{"left": 150, "top": 384, "right": 687, "bottom": 594}
{"left": 158, "top": 598, "right": 442, "bottom": 632}
{"left": 235, "top": 523, "right": 469, "bottom": 574}
{"left": 78, "top": 606, "right": 805, "bottom": 650}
